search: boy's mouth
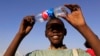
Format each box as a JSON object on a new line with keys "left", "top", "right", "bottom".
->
{"left": 52, "top": 35, "right": 59, "bottom": 39}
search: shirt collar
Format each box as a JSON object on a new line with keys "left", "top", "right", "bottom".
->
{"left": 48, "top": 44, "right": 67, "bottom": 50}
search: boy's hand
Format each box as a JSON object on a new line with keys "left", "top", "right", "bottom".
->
{"left": 61, "top": 4, "right": 86, "bottom": 28}
{"left": 18, "top": 16, "right": 35, "bottom": 36}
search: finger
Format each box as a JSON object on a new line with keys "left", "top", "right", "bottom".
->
{"left": 24, "top": 16, "right": 35, "bottom": 25}
{"left": 27, "top": 16, "right": 35, "bottom": 24}
{"left": 62, "top": 7, "right": 68, "bottom": 15}
{"left": 64, "top": 4, "right": 80, "bottom": 12}
{"left": 64, "top": 4, "right": 73, "bottom": 12}
{"left": 72, "top": 4, "right": 80, "bottom": 11}
{"left": 30, "top": 16, "right": 35, "bottom": 24}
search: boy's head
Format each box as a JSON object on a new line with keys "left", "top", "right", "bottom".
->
{"left": 45, "top": 18, "right": 67, "bottom": 45}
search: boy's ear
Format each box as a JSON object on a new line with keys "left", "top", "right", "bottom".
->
{"left": 64, "top": 28, "right": 67, "bottom": 36}
{"left": 45, "top": 30, "right": 47, "bottom": 37}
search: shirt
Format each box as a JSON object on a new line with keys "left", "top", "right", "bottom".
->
{"left": 26, "top": 49, "right": 90, "bottom": 56}
{"left": 86, "top": 48, "right": 95, "bottom": 56}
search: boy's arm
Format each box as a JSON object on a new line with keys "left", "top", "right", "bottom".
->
{"left": 76, "top": 23, "right": 100, "bottom": 56}
{"left": 4, "top": 16, "right": 35, "bottom": 56}
{"left": 62, "top": 4, "right": 100, "bottom": 56}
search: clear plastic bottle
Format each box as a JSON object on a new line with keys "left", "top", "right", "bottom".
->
{"left": 35, "top": 10, "right": 50, "bottom": 22}
{"left": 54, "top": 6, "right": 67, "bottom": 18}
{"left": 35, "top": 13, "right": 45, "bottom": 22}
{"left": 35, "top": 6, "right": 67, "bottom": 22}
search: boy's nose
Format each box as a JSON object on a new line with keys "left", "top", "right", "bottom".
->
{"left": 52, "top": 29, "right": 59, "bottom": 33}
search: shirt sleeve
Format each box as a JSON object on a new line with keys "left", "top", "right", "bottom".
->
{"left": 25, "top": 51, "right": 37, "bottom": 56}
{"left": 77, "top": 49, "right": 91, "bottom": 56}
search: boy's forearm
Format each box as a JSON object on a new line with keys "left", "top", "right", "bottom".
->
{"left": 4, "top": 33, "right": 25, "bottom": 56}
{"left": 76, "top": 24, "right": 100, "bottom": 56}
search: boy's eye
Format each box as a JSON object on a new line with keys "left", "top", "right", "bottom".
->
{"left": 51, "top": 26, "right": 61, "bottom": 30}
{"left": 47, "top": 24, "right": 64, "bottom": 31}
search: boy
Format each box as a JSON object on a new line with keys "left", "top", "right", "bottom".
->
{"left": 4, "top": 4, "right": 100, "bottom": 56}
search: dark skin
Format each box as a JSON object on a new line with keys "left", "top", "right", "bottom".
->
{"left": 4, "top": 16, "right": 35, "bottom": 56}
{"left": 4, "top": 4, "right": 100, "bottom": 56}
{"left": 45, "top": 18, "right": 66, "bottom": 49}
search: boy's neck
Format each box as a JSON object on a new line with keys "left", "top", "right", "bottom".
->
{"left": 48, "top": 44, "right": 67, "bottom": 50}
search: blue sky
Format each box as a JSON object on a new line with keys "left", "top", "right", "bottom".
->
{"left": 0, "top": 0, "right": 100, "bottom": 55}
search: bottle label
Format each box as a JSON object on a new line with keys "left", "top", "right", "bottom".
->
{"left": 42, "top": 11, "right": 48, "bottom": 21}
{"left": 47, "top": 8, "right": 55, "bottom": 18}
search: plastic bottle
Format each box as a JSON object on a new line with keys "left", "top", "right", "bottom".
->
{"left": 54, "top": 6, "right": 67, "bottom": 18}
{"left": 35, "top": 10, "right": 49, "bottom": 22}
{"left": 35, "top": 6, "right": 67, "bottom": 22}
{"left": 35, "top": 13, "right": 45, "bottom": 22}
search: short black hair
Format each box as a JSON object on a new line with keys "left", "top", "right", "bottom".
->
{"left": 46, "top": 18, "right": 65, "bottom": 28}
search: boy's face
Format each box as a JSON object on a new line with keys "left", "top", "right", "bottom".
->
{"left": 45, "top": 19, "right": 66, "bottom": 45}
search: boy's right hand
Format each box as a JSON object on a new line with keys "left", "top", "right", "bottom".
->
{"left": 61, "top": 4, "right": 86, "bottom": 29}
{"left": 18, "top": 16, "right": 35, "bottom": 36}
